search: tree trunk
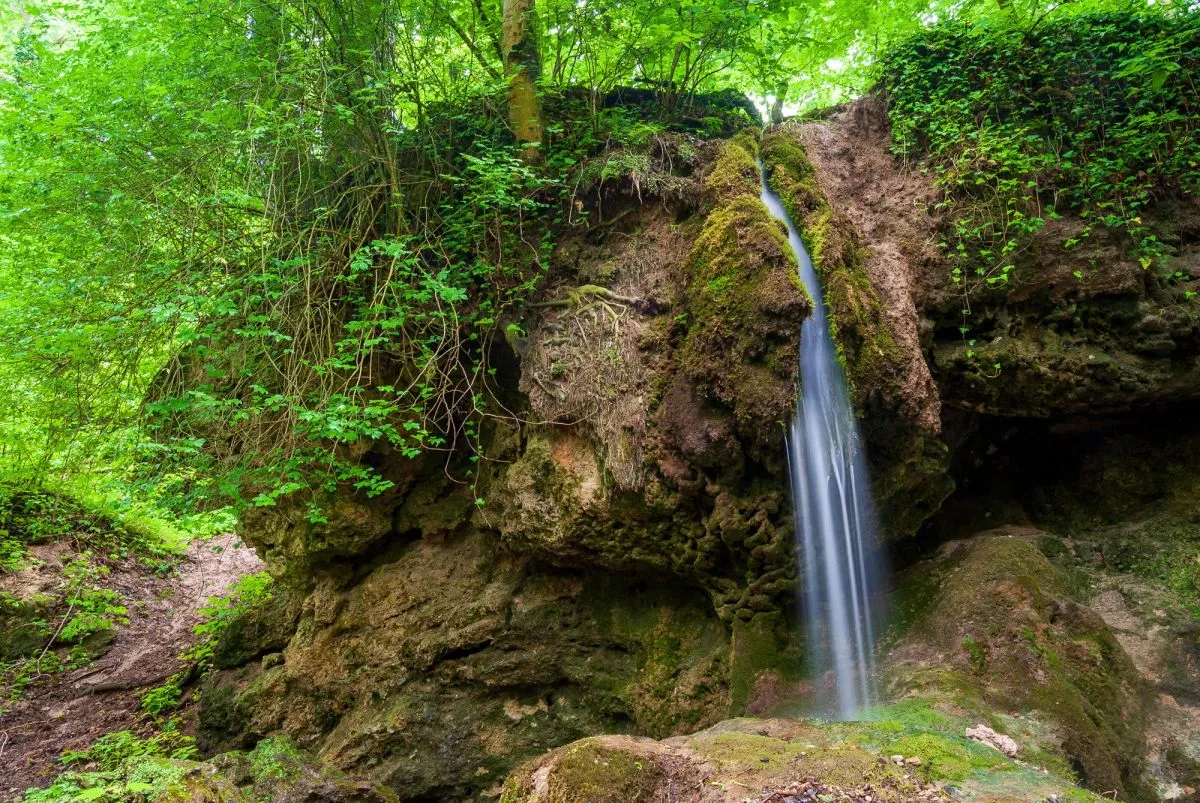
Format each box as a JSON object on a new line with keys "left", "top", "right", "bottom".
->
{"left": 502, "top": 0, "right": 545, "bottom": 162}
{"left": 770, "top": 82, "right": 786, "bottom": 125}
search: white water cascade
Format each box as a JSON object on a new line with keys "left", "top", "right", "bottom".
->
{"left": 759, "top": 165, "right": 885, "bottom": 720}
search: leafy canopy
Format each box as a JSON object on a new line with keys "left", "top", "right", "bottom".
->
{"left": 0, "top": 0, "right": 1194, "bottom": 512}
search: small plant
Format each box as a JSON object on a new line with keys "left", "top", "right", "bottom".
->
{"left": 23, "top": 723, "right": 197, "bottom": 802}
{"left": 139, "top": 680, "right": 184, "bottom": 718}
{"left": 961, "top": 634, "right": 986, "bottom": 672}
{"left": 59, "top": 561, "right": 129, "bottom": 644}
{"left": 186, "top": 571, "right": 275, "bottom": 668}
{"left": 60, "top": 726, "right": 196, "bottom": 771}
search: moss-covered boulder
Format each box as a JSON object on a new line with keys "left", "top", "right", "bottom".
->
{"left": 501, "top": 712, "right": 1102, "bottom": 802}
{"left": 211, "top": 586, "right": 303, "bottom": 670}
{"left": 172, "top": 737, "right": 399, "bottom": 802}
{"left": 887, "top": 534, "right": 1152, "bottom": 800}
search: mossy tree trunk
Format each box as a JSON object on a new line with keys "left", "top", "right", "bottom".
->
{"left": 502, "top": 0, "right": 545, "bottom": 163}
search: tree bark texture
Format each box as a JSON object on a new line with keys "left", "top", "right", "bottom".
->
{"left": 502, "top": 0, "right": 545, "bottom": 162}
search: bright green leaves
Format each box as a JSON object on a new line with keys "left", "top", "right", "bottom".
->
{"left": 884, "top": 9, "right": 1200, "bottom": 299}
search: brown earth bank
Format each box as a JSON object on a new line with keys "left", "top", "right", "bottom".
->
{"left": 187, "top": 97, "right": 1200, "bottom": 801}
{"left": 0, "top": 534, "right": 261, "bottom": 801}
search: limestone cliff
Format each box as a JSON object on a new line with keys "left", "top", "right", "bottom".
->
{"left": 196, "top": 98, "right": 1200, "bottom": 800}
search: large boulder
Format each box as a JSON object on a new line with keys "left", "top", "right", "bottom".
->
{"left": 199, "top": 133, "right": 823, "bottom": 799}
{"left": 500, "top": 715, "right": 1098, "bottom": 802}
{"left": 887, "top": 534, "right": 1151, "bottom": 800}
{"left": 197, "top": 102, "right": 1200, "bottom": 801}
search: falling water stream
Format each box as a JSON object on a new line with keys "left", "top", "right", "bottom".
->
{"left": 759, "top": 165, "right": 885, "bottom": 720}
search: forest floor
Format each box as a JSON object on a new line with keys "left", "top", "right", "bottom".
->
{"left": 0, "top": 533, "right": 261, "bottom": 801}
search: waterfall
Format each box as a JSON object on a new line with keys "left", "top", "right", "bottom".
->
{"left": 759, "top": 164, "right": 885, "bottom": 720}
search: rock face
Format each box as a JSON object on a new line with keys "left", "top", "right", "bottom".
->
{"left": 887, "top": 535, "right": 1150, "bottom": 799}
{"left": 199, "top": 134, "right": 822, "bottom": 799}
{"left": 199, "top": 99, "right": 1200, "bottom": 800}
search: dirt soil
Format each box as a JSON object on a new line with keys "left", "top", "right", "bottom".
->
{"left": 0, "top": 534, "right": 261, "bottom": 801}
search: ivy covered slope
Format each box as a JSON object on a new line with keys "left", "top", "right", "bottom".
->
{"left": 882, "top": 9, "right": 1200, "bottom": 416}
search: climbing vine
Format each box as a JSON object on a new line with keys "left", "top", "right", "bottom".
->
{"left": 884, "top": 9, "right": 1200, "bottom": 298}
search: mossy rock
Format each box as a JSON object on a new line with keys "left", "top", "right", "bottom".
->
{"left": 760, "top": 127, "right": 897, "bottom": 400}
{"left": 682, "top": 136, "right": 809, "bottom": 452}
{"left": 546, "top": 742, "right": 663, "bottom": 803}
{"left": 0, "top": 592, "right": 53, "bottom": 661}
{"left": 154, "top": 737, "right": 399, "bottom": 802}
{"left": 501, "top": 714, "right": 1101, "bottom": 802}
{"left": 212, "top": 587, "right": 302, "bottom": 670}
{"left": 728, "top": 612, "right": 804, "bottom": 715}
{"left": 199, "top": 529, "right": 744, "bottom": 799}
{"left": 888, "top": 534, "right": 1153, "bottom": 801}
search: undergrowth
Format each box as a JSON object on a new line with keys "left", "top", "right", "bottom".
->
{"left": 0, "top": 485, "right": 196, "bottom": 713}
{"left": 20, "top": 722, "right": 197, "bottom": 803}
{"left": 884, "top": 9, "right": 1200, "bottom": 312}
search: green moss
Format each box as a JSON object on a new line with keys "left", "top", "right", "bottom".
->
{"left": 701, "top": 135, "right": 761, "bottom": 204}
{"left": 123, "top": 756, "right": 195, "bottom": 792}
{"left": 690, "top": 730, "right": 806, "bottom": 766}
{"left": 879, "top": 734, "right": 979, "bottom": 781}
{"left": 687, "top": 724, "right": 1010, "bottom": 800}
{"left": 583, "top": 577, "right": 731, "bottom": 736}
{"left": 682, "top": 138, "right": 809, "bottom": 447}
{"left": 802, "top": 746, "right": 922, "bottom": 790}
{"left": 544, "top": 743, "right": 661, "bottom": 803}
{"left": 891, "top": 537, "right": 1153, "bottom": 800}
{"left": 961, "top": 634, "right": 986, "bottom": 672}
{"left": 509, "top": 709, "right": 1104, "bottom": 803}
{"left": 728, "top": 612, "right": 803, "bottom": 714}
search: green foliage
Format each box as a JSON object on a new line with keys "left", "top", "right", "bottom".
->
{"left": 961, "top": 634, "right": 986, "bottom": 672}
{"left": 884, "top": 8, "right": 1200, "bottom": 300}
{"left": 58, "top": 564, "right": 128, "bottom": 643}
{"left": 186, "top": 571, "right": 275, "bottom": 668}
{"left": 23, "top": 723, "right": 196, "bottom": 803}
{"left": 0, "top": 485, "right": 185, "bottom": 574}
{"left": 1, "top": 0, "right": 1196, "bottom": 516}
{"left": 1092, "top": 524, "right": 1200, "bottom": 621}
{"left": 60, "top": 727, "right": 197, "bottom": 772}
{"left": 246, "top": 737, "right": 306, "bottom": 782}
{"left": 139, "top": 681, "right": 184, "bottom": 719}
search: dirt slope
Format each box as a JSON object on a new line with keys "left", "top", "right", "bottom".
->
{"left": 0, "top": 534, "right": 260, "bottom": 801}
